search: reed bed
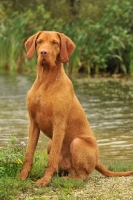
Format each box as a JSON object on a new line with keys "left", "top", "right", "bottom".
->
{"left": 0, "top": 1, "right": 133, "bottom": 75}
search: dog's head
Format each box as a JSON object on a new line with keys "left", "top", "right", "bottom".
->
{"left": 25, "top": 31, "right": 75, "bottom": 67}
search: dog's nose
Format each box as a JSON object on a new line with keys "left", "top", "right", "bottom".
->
{"left": 40, "top": 49, "right": 48, "bottom": 56}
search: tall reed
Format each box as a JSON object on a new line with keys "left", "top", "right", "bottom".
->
{"left": 0, "top": 2, "right": 133, "bottom": 75}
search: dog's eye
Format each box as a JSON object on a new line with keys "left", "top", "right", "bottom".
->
{"left": 52, "top": 40, "right": 58, "bottom": 45}
{"left": 37, "top": 40, "right": 42, "bottom": 44}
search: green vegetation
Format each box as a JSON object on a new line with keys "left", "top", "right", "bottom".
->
{"left": 0, "top": 136, "right": 133, "bottom": 199}
{"left": 0, "top": 136, "right": 85, "bottom": 199}
{"left": 0, "top": 0, "right": 133, "bottom": 75}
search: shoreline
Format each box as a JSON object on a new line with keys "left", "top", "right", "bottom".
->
{"left": 17, "top": 174, "right": 133, "bottom": 200}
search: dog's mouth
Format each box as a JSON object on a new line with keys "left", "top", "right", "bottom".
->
{"left": 39, "top": 57, "right": 55, "bottom": 68}
{"left": 41, "top": 58, "right": 47, "bottom": 66}
{"left": 39, "top": 56, "right": 49, "bottom": 66}
{"left": 38, "top": 53, "right": 58, "bottom": 68}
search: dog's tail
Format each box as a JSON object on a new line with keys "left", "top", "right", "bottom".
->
{"left": 95, "top": 161, "right": 133, "bottom": 177}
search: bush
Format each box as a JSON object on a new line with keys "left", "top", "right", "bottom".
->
{"left": 0, "top": 0, "right": 133, "bottom": 75}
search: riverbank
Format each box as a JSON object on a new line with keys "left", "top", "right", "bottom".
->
{"left": 0, "top": 141, "right": 133, "bottom": 200}
{"left": 16, "top": 174, "right": 133, "bottom": 200}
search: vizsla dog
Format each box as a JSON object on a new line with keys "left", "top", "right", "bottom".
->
{"left": 20, "top": 31, "right": 133, "bottom": 186}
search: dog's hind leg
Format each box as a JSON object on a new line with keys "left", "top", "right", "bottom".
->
{"left": 70, "top": 137, "right": 98, "bottom": 180}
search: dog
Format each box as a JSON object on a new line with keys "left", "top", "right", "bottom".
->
{"left": 20, "top": 31, "right": 133, "bottom": 186}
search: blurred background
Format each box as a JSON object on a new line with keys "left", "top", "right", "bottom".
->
{"left": 0, "top": 0, "right": 133, "bottom": 75}
{"left": 0, "top": 0, "right": 133, "bottom": 161}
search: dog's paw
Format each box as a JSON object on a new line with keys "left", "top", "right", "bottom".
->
{"left": 36, "top": 178, "right": 49, "bottom": 187}
{"left": 20, "top": 169, "right": 29, "bottom": 180}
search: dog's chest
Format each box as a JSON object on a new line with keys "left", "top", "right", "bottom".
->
{"left": 27, "top": 89, "right": 53, "bottom": 135}
{"left": 28, "top": 92, "right": 53, "bottom": 115}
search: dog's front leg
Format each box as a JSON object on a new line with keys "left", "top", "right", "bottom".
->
{"left": 20, "top": 120, "right": 40, "bottom": 180}
{"left": 36, "top": 123, "right": 65, "bottom": 187}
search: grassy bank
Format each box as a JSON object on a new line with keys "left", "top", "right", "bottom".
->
{"left": 0, "top": 137, "right": 133, "bottom": 200}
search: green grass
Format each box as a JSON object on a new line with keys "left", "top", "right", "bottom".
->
{"left": 0, "top": 137, "right": 133, "bottom": 200}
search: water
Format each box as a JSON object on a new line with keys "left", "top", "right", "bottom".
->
{"left": 0, "top": 74, "right": 133, "bottom": 161}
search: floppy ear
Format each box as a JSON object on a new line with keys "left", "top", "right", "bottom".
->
{"left": 25, "top": 31, "right": 42, "bottom": 59}
{"left": 58, "top": 33, "right": 76, "bottom": 63}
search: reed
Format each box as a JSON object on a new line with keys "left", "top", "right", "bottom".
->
{"left": 0, "top": 1, "right": 133, "bottom": 75}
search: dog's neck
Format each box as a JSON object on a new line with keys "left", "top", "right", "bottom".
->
{"left": 36, "top": 62, "right": 64, "bottom": 87}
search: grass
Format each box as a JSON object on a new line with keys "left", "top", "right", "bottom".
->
{"left": 0, "top": 137, "right": 133, "bottom": 200}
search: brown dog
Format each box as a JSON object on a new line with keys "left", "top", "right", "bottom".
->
{"left": 20, "top": 31, "right": 133, "bottom": 186}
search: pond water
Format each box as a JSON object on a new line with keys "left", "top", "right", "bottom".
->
{"left": 0, "top": 74, "right": 133, "bottom": 162}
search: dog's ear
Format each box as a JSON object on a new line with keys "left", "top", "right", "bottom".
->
{"left": 25, "top": 31, "right": 42, "bottom": 59}
{"left": 58, "top": 33, "right": 76, "bottom": 63}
